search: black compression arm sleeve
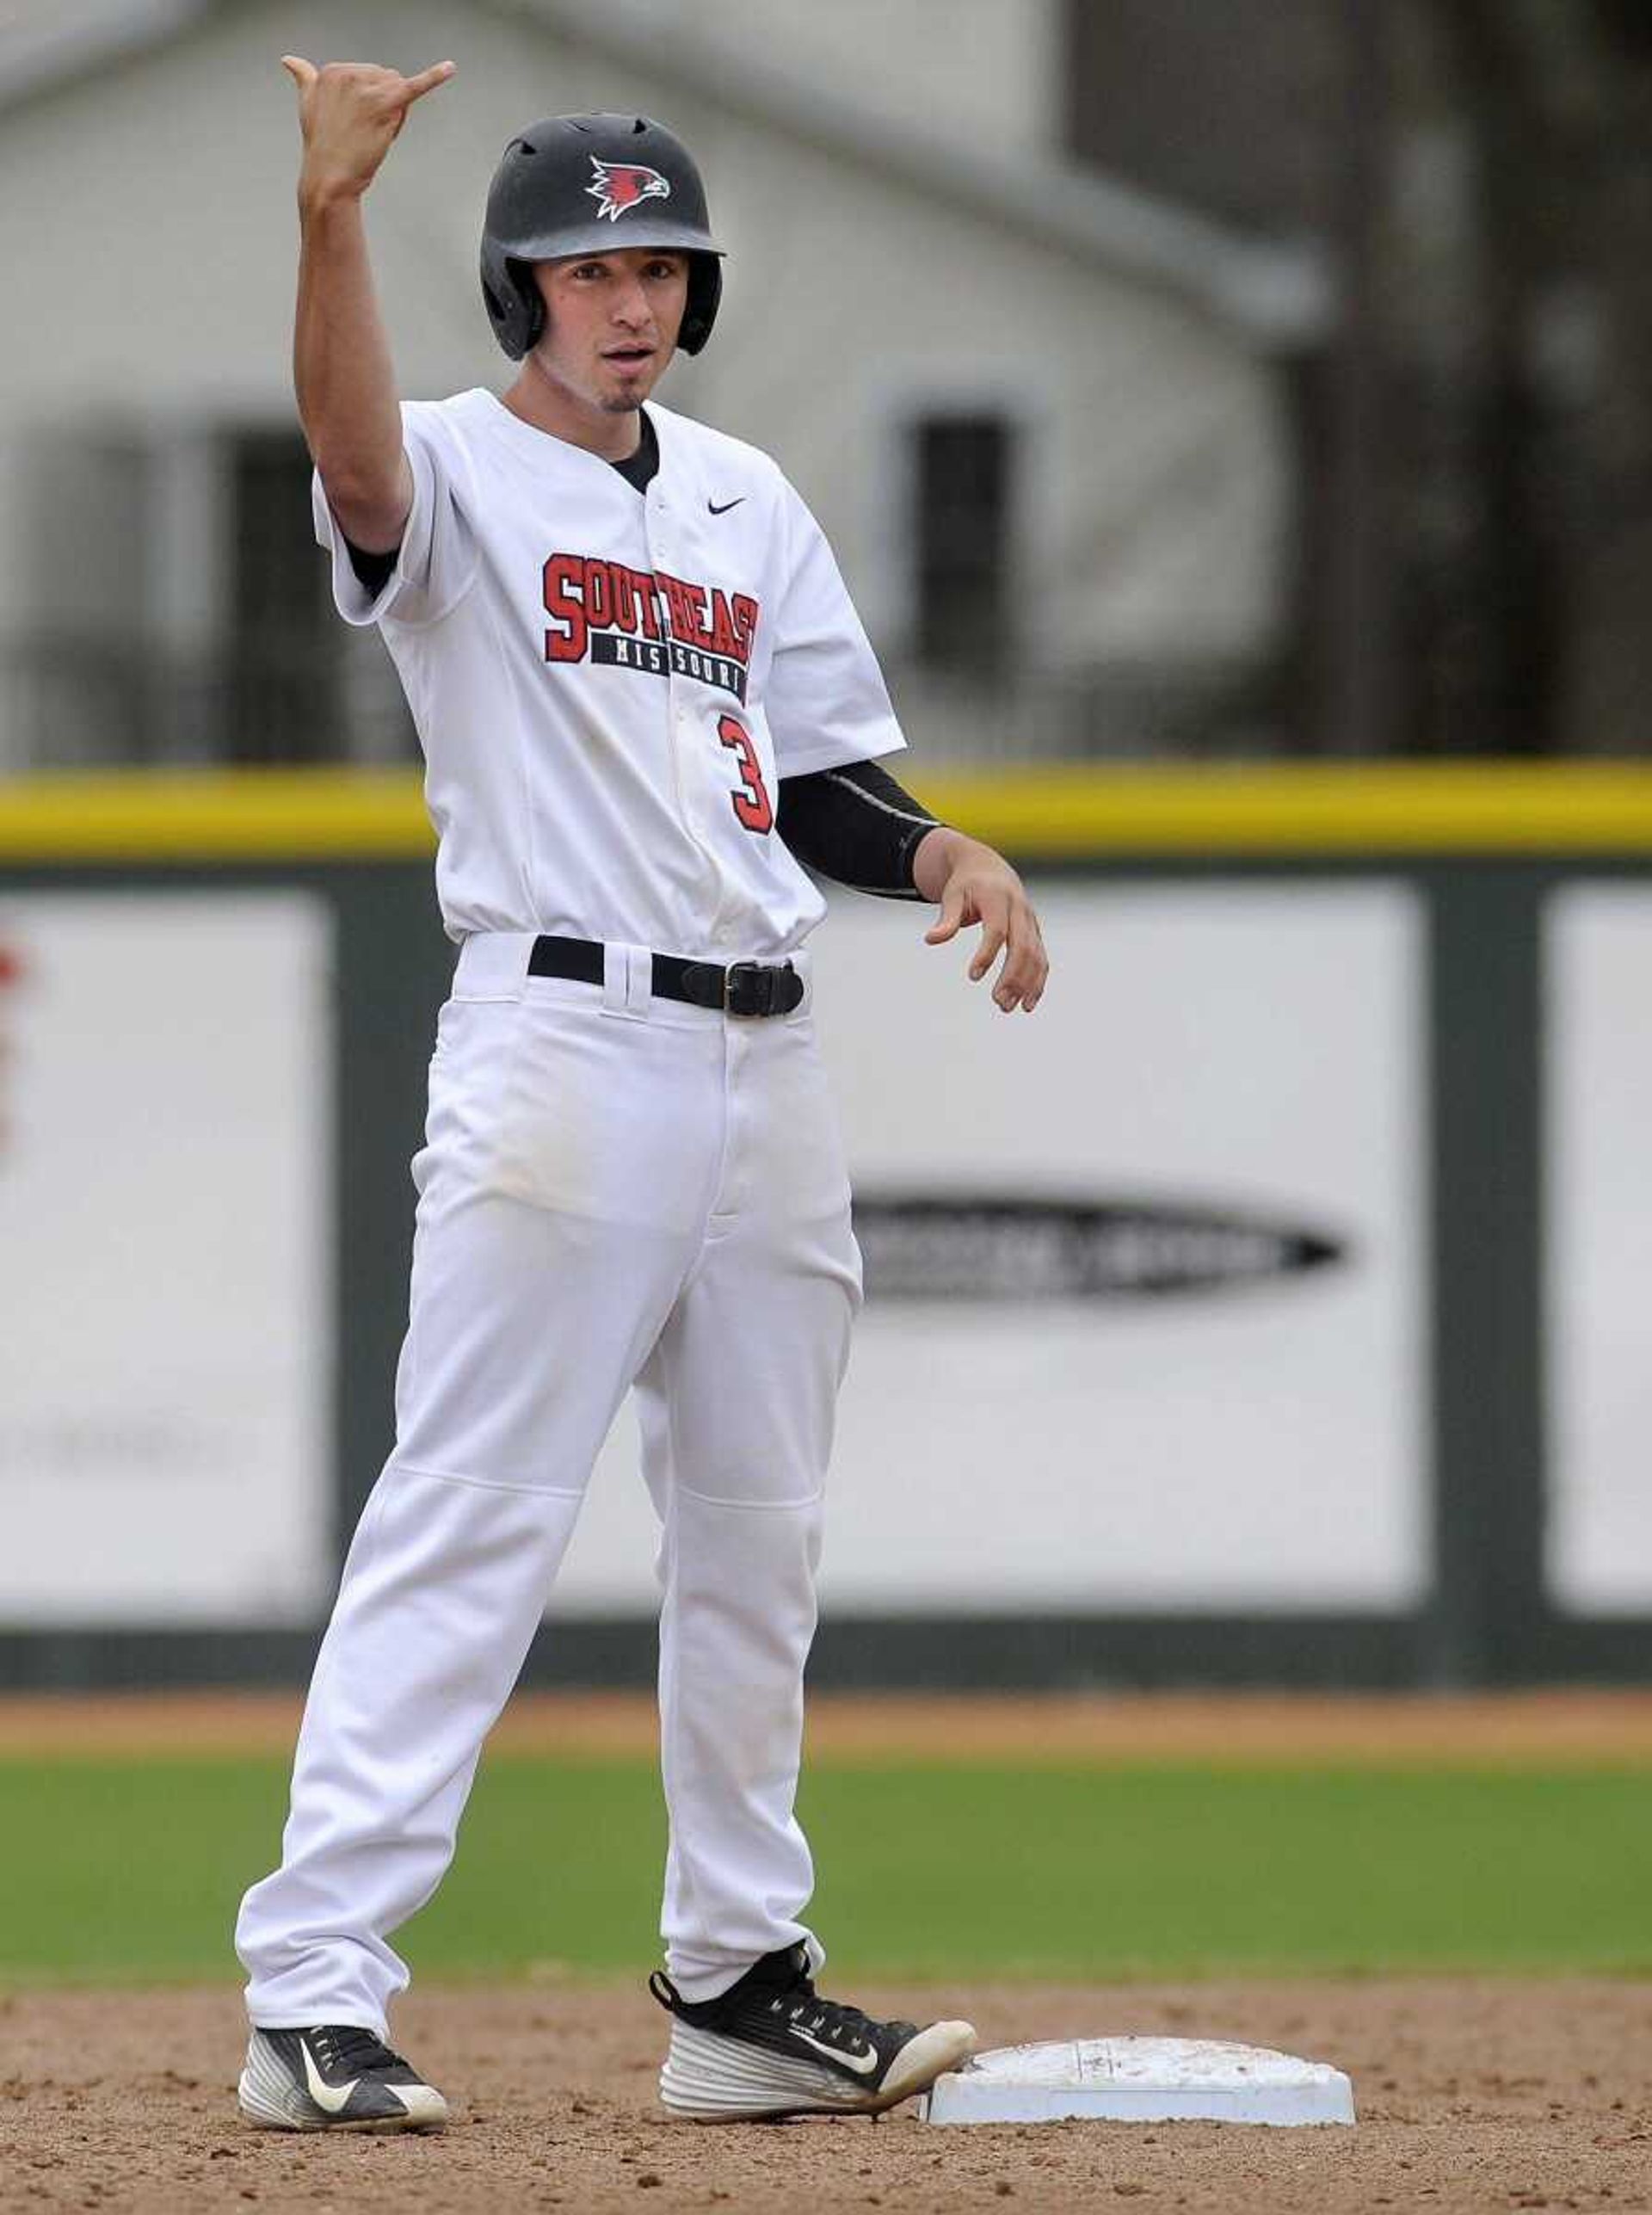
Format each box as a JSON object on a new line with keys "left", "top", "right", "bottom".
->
{"left": 346, "top": 537, "right": 398, "bottom": 593}
{"left": 775, "top": 758, "right": 941, "bottom": 898}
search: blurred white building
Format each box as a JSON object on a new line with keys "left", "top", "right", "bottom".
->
{"left": 0, "top": 0, "right": 1327, "bottom": 770}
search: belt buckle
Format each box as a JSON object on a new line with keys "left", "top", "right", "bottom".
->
{"left": 723, "top": 960, "right": 772, "bottom": 1018}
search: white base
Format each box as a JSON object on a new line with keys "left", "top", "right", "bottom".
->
{"left": 919, "top": 2037, "right": 1356, "bottom": 2128}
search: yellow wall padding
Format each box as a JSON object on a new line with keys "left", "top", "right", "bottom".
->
{"left": 6, "top": 762, "right": 1652, "bottom": 862}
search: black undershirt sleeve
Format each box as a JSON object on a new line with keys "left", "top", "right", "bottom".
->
{"left": 775, "top": 758, "right": 941, "bottom": 899}
{"left": 347, "top": 540, "right": 398, "bottom": 593}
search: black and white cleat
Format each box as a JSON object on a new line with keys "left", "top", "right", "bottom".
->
{"left": 237, "top": 2025, "right": 449, "bottom": 2132}
{"left": 650, "top": 1944, "right": 976, "bottom": 2121}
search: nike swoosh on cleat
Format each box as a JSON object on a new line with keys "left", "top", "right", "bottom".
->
{"left": 788, "top": 2027, "right": 879, "bottom": 2075}
{"left": 707, "top": 497, "right": 745, "bottom": 515}
{"left": 300, "top": 2045, "right": 361, "bottom": 2115}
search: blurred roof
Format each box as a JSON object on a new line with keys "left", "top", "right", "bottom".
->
{"left": 0, "top": 0, "right": 199, "bottom": 96}
{"left": 0, "top": 0, "right": 1332, "bottom": 344}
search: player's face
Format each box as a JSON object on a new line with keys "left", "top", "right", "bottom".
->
{"left": 530, "top": 249, "right": 690, "bottom": 416}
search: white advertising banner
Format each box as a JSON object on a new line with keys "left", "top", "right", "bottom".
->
{"left": 1544, "top": 886, "right": 1652, "bottom": 1613}
{"left": 0, "top": 893, "right": 333, "bottom": 1624}
{"left": 553, "top": 880, "right": 1429, "bottom": 1615}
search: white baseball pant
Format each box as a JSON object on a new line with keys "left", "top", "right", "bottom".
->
{"left": 236, "top": 934, "right": 860, "bottom": 2033}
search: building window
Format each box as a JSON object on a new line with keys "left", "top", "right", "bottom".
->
{"left": 911, "top": 413, "right": 1014, "bottom": 677}
{"left": 228, "top": 429, "right": 341, "bottom": 762}
{"left": 228, "top": 430, "right": 415, "bottom": 764}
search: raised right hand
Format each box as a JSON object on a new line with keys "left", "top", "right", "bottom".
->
{"left": 282, "top": 55, "right": 455, "bottom": 202}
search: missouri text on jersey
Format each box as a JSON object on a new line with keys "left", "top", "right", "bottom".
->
{"left": 543, "top": 553, "right": 761, "bottom": 703}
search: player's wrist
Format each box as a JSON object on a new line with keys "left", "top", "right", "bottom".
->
{"left": 910, "top": 824, "right": 969, "bottom": 903}
{"left": 298, "top": 166, "right": 373, "bottom": 218}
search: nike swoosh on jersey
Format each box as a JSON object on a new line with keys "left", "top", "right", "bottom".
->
{"left": 787, "top": 2026, "right": 879, "bottom": 2075}
{"left": 301, "top": 2044, "right": 361, "bottom": 2114}
{"left": 707, "top": 497, "right": 746, "bottom": 515}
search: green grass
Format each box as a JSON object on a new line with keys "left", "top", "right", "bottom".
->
{"left": 2, "top": 1756, "right": 1648, "bottom": 1986}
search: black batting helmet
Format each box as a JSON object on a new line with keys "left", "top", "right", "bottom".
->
{"left": 479, "top": 113, "right": 724, "bottom": 360}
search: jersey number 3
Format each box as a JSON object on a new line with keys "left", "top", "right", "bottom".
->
{"left": 718, "top": 713, "right": 773, "bottom": 834}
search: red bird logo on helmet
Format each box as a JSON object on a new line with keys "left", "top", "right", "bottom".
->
{"left": 586, "top": 157, "right": 672, "bottom": 223}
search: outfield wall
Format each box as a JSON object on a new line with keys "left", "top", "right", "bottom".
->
{"left": 1, "top": 765, "right": 1648, "bottom": 1687}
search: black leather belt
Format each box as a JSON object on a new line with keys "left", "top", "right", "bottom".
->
{"left": 528, "top": 935, "right": 804, "bottom": 1018}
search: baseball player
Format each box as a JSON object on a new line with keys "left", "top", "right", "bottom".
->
{"left": 236, "top": 58, "right": 1048, "bottom": 2133}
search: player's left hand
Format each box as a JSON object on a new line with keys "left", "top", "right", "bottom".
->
{"left": 917, "top": 830, "right": 1048, "bottom": 1014}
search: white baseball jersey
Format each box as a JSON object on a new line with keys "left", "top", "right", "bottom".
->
{"left": 317, "top": 391, "right": 907, "bottom": 959}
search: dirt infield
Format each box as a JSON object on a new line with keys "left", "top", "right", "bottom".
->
{"left": 3, "top": 1686, "right": 1651, "bottom": 1763}
{"left": 4, "top": 1977, "right": 1648, "bottom": 2213}
{"left": 4, "top": 1694, "right": 1647, "bottom": 2208}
